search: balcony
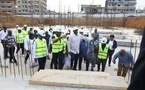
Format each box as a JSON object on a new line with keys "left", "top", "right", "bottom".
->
{"left": 108, "top": 6, "right": 135, "bottom": 9}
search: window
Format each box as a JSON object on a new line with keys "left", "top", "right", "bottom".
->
{"left": 7, "top": 2, "right": 11, "bottom": 3}
{"left": 2, "top": 6, "right": 5, "bottom": 8}
{"left": 7, "top": 6, "right": 12, "bottom": 8}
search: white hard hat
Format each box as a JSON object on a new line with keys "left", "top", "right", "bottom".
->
{"left": 38, "top": 30, "right": 45, "bottom": 37}
{"left": 17, "top": 27, "right": 21, "bottom": 30}
{"left": 16, "top": 25, "right": 19, "bottom": 28}
{"left": 101, "top": 37, "right": 107, "bottom": 44}
{"left": 23, "top": 25, "right": 27, "bottom": 27}
{"left": 54, "top": 26, "right": 62, "bottom": 32}
{"left": 73, "top": 27, "right": 78, "bottom": 31}
{"left": 66, "top": 35, "right": 70, "bottom": 38}
{"left": 79, "top": 29, "right": 83, "bottom": 32}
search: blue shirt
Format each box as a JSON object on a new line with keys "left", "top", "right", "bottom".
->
{"left": 79, "top": 40, "right": 88, "bottom": 58}
{"left": 112, "top": 50, "right": 134, "bottom": 67}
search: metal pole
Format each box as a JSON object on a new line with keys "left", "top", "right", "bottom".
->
{"left": 134, "top": 40, "right": 137, "bottom": 62}
{"left": 12, "top": 46, "right": 16, "bottom": 78}
{"left": 8, "top": 48, "right": 12, "bottom": 75}
{"left": 0, "top": 56, "right": 3, "bottom": 75}
{"left": 16, "top": 44, "right": 20, "bottom": 75}
{"left": 20, "top": 50, "right": 23, "bottom": 78}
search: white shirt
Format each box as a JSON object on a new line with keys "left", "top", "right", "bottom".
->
{"left": 0, "top": 30, "right": 8, "bottom": 40}
{"left": 33, "top": 38, "right": 48, "bottom": 59}
{"left": 67, "top": 33, "right": 88, "bottom": 54}
{"left": 108, "top": 40, "right": 114, "bottom": 50}
{"left": 24, "top": 35, "right": 35, "bottom": 51}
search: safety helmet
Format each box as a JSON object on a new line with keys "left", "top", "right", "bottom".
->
{"left": 54, "top": 26, "right": 62, "bottom": 33}
{"left": 38, "top": 30, "right": 45, "bottom": 37}
{"left": 17, "top": 27, "right": 21, "bottom": 30}
{"left": 16, "top": 25, "right": 19, "bottom": 28}
{"left": 23, "top": 25, "right": 27, "bottom": 27}
{"left": 79, "top": 29, "right": 83, "bottom": 32}
{"left": 101, "top": 37, "right": 107, "bottom": 44}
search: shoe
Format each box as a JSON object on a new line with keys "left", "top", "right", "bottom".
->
{"left": 91, "top": 69, "right": 94, "bottom": 71}
{"left": 97, "top": 69, "right": 100, "bottom": 71}
{"left": 109, "top": 64, "right": 111, "bottom": 67}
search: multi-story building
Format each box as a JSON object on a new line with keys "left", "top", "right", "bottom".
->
{"left": 105, "top": 0, "right": 137, "bottom": 14}
{"left": 16, "top": 0, "right": 47, "bottom": 15}
{"left": 0, "top": 0, "right": 16, "bottom": 14}
{"left": 81, "top": 5, "right": 105, "bottom": 14}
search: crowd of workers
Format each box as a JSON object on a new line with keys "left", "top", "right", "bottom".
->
{"left": 0, "top": 25, "right": 135, "bottom": 78}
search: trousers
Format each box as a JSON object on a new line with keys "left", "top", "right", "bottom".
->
{"left": 71, "top": 53, "right": 79, "bottom": 70}
{"left": 97, "top": 59, "right": 107, "bottom": 72}
{"left": 16, "top": 43, "right": 24, "bottom": 54}
{"left": 8, "top": 47, "right": 17, "bottom": 63}
{"left": 117, "top": 64, "right": 129, "bottom": 78}
{"left": 38, "top": 56, "right": 46, "bottom": 71}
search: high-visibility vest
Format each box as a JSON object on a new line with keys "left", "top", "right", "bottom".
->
{"left": 98, "top": 43, "right": 109, "bottom": 59}
{"left": 63, "top": 38, "right": 67, "bottom": 54}
{"left": 35, "top": 38, "right": 47, "bottom": 57}
{"left": 51, "top": 34, "right": 64, "bottom": 53}
{"left": 16, "top": 32, "right": 24, "bottom": 43}
{"left": 22, "top": 30, "right": 28, "bottom": 38}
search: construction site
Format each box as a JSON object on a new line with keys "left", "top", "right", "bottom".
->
{"left": 0, "top": 0, "right": 144, "bottom": 90}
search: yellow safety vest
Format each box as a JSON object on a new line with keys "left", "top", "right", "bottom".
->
{"left": 63, "top": 38, "right": 67, "bottom": 54}
{"left": 22, "top": 30, "right": 28, "bottom": 38}
{"left": 51, "top": 34, "right": 65, "bottom": 53}
{"left": 16, "top": 32, "right": 24, "bottom": 43}
{"left": 35, "top": 38, "right": 47, "bottom": 57}
{"left": 98, "top": 43, "right": 109, "bottom": 59}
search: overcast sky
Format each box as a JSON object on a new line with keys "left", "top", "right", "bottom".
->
{"left": 47, "top": 0, "right": 144, "bottom": 12}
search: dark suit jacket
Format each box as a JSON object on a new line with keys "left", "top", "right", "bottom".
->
{"left": 107, "top": 39, "right": 117, "bottom": 50}
{"left": 128, "top": 28, "right": 145, "bottom": 90}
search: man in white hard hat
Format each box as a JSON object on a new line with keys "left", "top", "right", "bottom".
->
{"left": 33, "top": 30, "right": 49, "bottom": 71}
{"left": 97, "top": 37, "right": 109, "bottom": 72}
{"left": 16, "top": 28, "right": 25, "bottom": 56}
{"left": 68, "top": 27, "right": 88, "bottom": 70}
{"left": 50, "top": 26, "right": 66, "bottom": 69}
{"left": 15, "top": 25, "right": 19, "bottom": 34}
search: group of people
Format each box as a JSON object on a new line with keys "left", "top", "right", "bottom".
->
{"left": 0, "top": 25, "right": 135, "bottom": 78}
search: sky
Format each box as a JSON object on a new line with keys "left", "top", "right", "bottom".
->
{"left": 47, "top": 0, "right": 144, "bottom": 12}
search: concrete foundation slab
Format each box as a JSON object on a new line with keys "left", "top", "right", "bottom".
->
{"left": 29, "top": 69, "right": 128, "bottom": 90}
